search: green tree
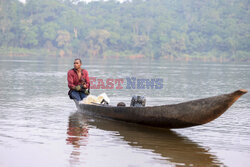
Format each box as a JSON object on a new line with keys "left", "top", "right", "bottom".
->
{"left": 56, "top": 30, "right": 71, "bottom": 48}
{"left": 19, "top": 21, "right": 38, "bottom": 48}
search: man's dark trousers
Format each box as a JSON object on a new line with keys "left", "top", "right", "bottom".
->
{"left": 70, "top": 90, "right": 87, "bottom": 101}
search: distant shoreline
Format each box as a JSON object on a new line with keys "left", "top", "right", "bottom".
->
{"left": 0, "top": 47, "right": 249, "bottom": 63}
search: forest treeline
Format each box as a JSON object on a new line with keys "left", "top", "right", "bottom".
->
{"left": 0, "top": 0, "right": 249, "bottom": 61}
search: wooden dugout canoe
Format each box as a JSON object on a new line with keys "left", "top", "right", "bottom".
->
{"left": 74, "top": 89, "right": 247, "bottom": 129}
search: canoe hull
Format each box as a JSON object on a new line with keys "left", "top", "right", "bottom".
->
{"left": 75, "top": 89, "right": 247, "bottom": 128}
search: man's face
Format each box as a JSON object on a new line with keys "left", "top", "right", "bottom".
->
{"left": 74, "top": 60, "right": 81, "bottom": 69}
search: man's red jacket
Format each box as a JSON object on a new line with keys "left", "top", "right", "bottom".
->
{"left": 67, "top": 68, "right": 90, "bottom": 90}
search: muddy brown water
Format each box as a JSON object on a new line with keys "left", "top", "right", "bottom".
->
{"left": 0, "top": 56, "right": 249, "bottom": 167}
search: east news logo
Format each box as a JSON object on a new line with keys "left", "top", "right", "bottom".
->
{"left": 90, "top": 77, "right": 163, "bottom": 89}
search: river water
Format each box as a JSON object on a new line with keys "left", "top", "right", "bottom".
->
{"left": 0, "top": 56, "right": 249, "bottom": 167}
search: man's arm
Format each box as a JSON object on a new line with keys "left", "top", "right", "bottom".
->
{"left": 67, "top": 70, "right": 76, "bottom": 89}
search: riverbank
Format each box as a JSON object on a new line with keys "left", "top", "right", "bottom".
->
{"left": 0, "top": 47, "right": 56, "bottom": 57}
{"left": 0, "top": 47, "right": 249, "bottom": 63}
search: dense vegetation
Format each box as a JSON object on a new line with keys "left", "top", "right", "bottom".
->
{"left": 0, "top": 0, "right": 249, "bottom": 61}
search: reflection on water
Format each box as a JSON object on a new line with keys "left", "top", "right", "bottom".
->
{"left": 68, "top": 112, "right": 224, "bottom": 166}
{"left": 67, "top": 113, "right": 89, "bottom": 165}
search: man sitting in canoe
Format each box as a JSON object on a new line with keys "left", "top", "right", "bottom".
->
{"left": 67, "top": 58, "right": 90, "bottom": 101}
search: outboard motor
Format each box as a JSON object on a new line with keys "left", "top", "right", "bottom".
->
{"left": 130, "top": 96, "right": 146, "bottom": 107}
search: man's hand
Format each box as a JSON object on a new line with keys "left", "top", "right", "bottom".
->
{"left": 83, "top": 84, "right": 87, "bottom": 89}
{"left": 84, "top": 89, "right": 90, "bottom": 95}
{"left": 75, "top": 85, "right": 81, "bottom": 91}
